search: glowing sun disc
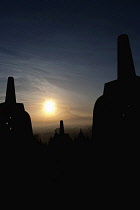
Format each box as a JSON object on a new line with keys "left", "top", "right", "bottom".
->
{"left": 44, "top": 101, "right": 55, "bottom": 113}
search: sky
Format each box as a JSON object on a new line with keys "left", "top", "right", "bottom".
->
{"left": 0, "top": 0, "right": 140, "bottom": 130}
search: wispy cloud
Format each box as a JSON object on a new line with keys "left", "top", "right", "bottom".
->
{"left": 0, "top": 45, "right": 100, "bottom": 126}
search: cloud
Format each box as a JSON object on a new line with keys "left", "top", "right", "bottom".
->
{"left": 0, "top": 33, "right": 103, "bottom": 127}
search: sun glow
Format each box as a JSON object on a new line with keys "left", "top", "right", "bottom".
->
{"left": 44, "top": 100, "right": 55, "bottom": 114}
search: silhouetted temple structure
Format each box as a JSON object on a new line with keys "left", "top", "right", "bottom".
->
{"left": 49, "top": 120, "right": 71, "bottom": 145}
{"left": 74, "top": 129, "right": 87, "bottom": 144}
{"left": 0, "top": 77, "right": 33, "bottom": 143}
{"left": 92, "top": 34, "right": 140, "bottom": 146}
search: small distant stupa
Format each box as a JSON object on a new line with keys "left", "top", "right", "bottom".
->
{"left": 49, "top": 120, "right": 71, "bottom": 145}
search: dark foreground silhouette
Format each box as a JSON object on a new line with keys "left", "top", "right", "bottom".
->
{"left": 0, "top": 77, "right": 33, "bottom": 143}
{"left": 0, "top": 34, "right": 140, "bottom": 194}
{"left": 92, "top": 34, "right": 140, "bottom": 150}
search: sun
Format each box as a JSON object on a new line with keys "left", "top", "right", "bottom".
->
{"left": 44, "top": 101, "right": 55, "bottom": 114}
